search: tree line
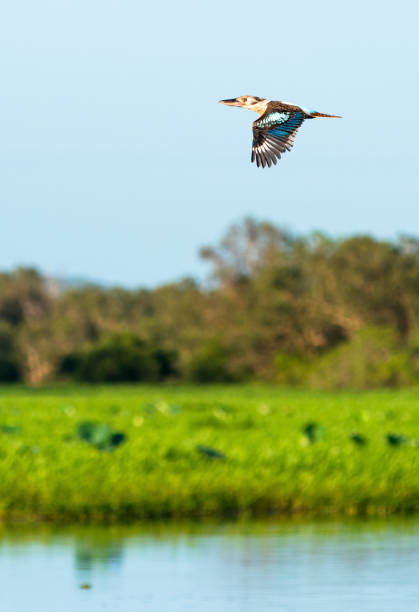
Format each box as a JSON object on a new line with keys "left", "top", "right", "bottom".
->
{"left": 1, "top": 218, "right": 419, "bottom": 387}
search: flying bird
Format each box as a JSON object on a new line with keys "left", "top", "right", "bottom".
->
{"left": 220, "top": 96, "right": 341, "bottom": 168}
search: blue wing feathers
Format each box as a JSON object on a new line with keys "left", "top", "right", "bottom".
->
{"left": 267, "top": 112, "right": 303, "bottom": 136}
{"left": 252, "top": 111, "right": 305, "bottom": 167}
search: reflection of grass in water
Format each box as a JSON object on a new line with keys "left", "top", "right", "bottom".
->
{"left": 0, "top": 385, "right": 418, "bottom": 522}
{"left": 2, "top": 519, "right": 419, "bottom": 573}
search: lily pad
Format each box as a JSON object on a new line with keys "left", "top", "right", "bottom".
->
{"left": 143, "top": 402, "right": 182, "bottom": 416}
{"left": 386, "top": 433, "right": 407, "bottom": 447}
{"left": 18, "top": 444, "right": 40, "bottom": 455}
{"left": 196, "top": 444, "right": 226, "bottom": 460}
{"left": 77, "top": 421, "right": 126, "bottom": 451}
{"left": 302, "top": 422, "right": 326, "bottom": 443}
{"left": 0, "top": 425, "right": 22, "bottom": 434}
{"left": 350, "top": 432, "right": 368, "bottom": 446}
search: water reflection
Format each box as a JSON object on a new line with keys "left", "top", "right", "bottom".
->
{"left": 75, "top": 538, "right": 124, "bottom": 571}
{"left": 0, "top": 520, "right": 418, "bottom": 612}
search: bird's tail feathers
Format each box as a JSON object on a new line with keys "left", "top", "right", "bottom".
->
{"left": 310, "top": 111, "right": 342, "bottom": 118}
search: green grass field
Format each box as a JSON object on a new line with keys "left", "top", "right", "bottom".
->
{"left": 0, "top": 385, "right": 418, "bottom": 522}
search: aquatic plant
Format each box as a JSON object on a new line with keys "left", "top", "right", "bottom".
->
{"left": 0, "top": 385, "right": 417, "bottom": 522}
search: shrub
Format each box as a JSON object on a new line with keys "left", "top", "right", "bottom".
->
{"left": 58, "top": 352, "right": 83, "bottom": 377}
{"left": 188, "top": 340, "right": 236, "bottom": 383}
{"left": 60, "top": 334, "right": 177, "bottom": 383}
{"left": 308, "top": 326, "right": 418, "bottom": 389}
{"left": 275, "top": 353, "right": 311, "bottom": 385}
{"left": 274, "top": 327, "right": 419, "bottom": 389}
{"left": 0, "top": 359, "right": 20, "bottom": 382}
{"left": 0, "top": 322, "right": 21, "bottom": 382}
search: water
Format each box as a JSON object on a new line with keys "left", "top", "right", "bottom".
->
{"left": 0, "top": 521, "right": 418, "bottom": 611}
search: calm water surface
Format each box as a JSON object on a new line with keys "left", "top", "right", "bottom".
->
{"left": 0, "top": 521, "right": 417, "bottom": 611}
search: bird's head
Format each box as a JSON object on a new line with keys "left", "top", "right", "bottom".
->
{"left": 219, "top": 95, "right": 268, "bottom": 114}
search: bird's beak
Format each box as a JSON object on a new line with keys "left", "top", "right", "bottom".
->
{"left": 219, "top": 98, "right": 242, "bottom": 107}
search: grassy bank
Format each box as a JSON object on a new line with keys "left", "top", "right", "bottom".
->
{"left": 0, "top": 385, "right": 418, "bottom": 522}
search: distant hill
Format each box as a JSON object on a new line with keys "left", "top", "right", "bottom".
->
{"left": 44, "top": 275, "right": 110, "bottom": 296}
{"left": 53, "top": 275, "right": 107, "bottom": 289}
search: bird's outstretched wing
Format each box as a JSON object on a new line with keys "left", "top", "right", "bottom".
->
{"left": 252, "top": 110, "right": 305, "bottom": 168}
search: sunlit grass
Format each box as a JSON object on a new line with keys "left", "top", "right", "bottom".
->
{"left": 0, "top": 385, "right": 418, "bottom": 522}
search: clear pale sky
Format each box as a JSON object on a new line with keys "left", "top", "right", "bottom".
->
{"left": 1, "top": 1, "right": 418, "bottom": 286}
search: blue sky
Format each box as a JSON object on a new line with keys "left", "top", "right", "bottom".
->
{"left": 1, "top": 0, "right": 418, "bottom": 286}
